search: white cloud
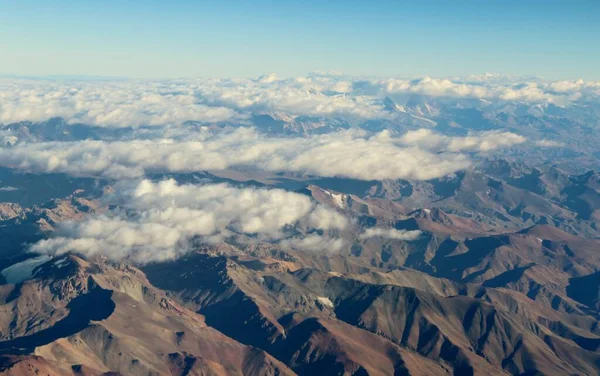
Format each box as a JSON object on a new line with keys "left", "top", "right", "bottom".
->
{"left": 535, "top": 139, "right": 565, "bottom": 147}
{"left": 384, "top": 77, "right": 492, "bottom": 99}
{"left": 0, "top": 128, "right": 486, "bottom": 180}
{"left": 0, "top": 79, "right": 241, "bottom": 127}
{"left": 2, "top": 75, "right": 597, "bottom": 129}
{"left": 0, "top": 77, "right": 386, "bottom": 127}
{"left": 280, "top": 234, "right": 346, "bottom": 253}
{"left": 398, "top": 129, "right": 526, "bottom": 152}
{"left": 30, "top": 179, "right": 348, "bottom": 263}
{"left": 545, "top": 79, "right": 600, "bottom": 94}
{"left": 255, "top": 73, "right": 280, "bottom": 84}
{"left": 197, "top": 77, "right": 386, "bottom": 119}
{"left": 3, "top": 135, "right": 18, "bottom": 146}
{"left": 359, "top": 228, "right": 421, "bottom": 240}
{"left": 380, "top": 76, "right": 595, "bottom": 105}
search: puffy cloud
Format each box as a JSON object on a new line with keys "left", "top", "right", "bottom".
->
{"left": 196, "top": 77, "right": 385, "bottom": 119}
{"left": 384, "top": 77, "right": 492, "bottom": 99}
{"left": 30, "top": 179, "right": 348, "bottom": 263}
{"left": 376, "top": 76, "right": 599, "bottom": 106}
{"left": 0, "top": 76, "right": 386, "bottom": 128}
{"left": 545, "top": 79, "right": 600, "bottom": 94}
{"left": 0, "top": 79, "right": 241, "bottom": 127}
{"left": 2, "top": 135, "right": 18, "bottom": 146}
{"left": 535, "top": 139, "right": 565, "bottom": 147}
{"left": 255, "top": 73, "right": 280, "bottom": 84}
{"left": 398, "top": 129, "right": 526, "bottom": 152}
{"left": 2, "top": 75, "right": 598, "bottom": 129}
{"left": 0, "top": 128, "right": 486, "bottom": 180}
{"left": 280, "top": 235, "right": 346, "bottom": 253}
{"left": 359, "top": 228, "right": 422, "bottom": 240}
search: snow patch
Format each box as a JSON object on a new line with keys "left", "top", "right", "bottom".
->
{"left": 3, "top": 136, "right": 18, "bottom": 146}
{"left": 53, "top": 257, "right": 69, "bottom": 269}
{"left": 323, "top": 189, "right": 346, "bottom": 209}
{"left": 316, "top": 296, "right": 334, "bottom": 308}
{"left": 410, "top": 114, "right": 437, "bottom": 125}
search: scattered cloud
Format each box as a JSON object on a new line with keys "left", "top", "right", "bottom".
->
{"left": 398, "top": 129, "right": 526, "bottom": 152}
{"left": 379, "top": 76, "right": 596, "bottom": 105}
{"left": 3, "top": 74, "right": 596, "bottom": 267}
{"left": 0, "top": 128, "right": 492, "bottom": 180}
{"left": 1, "top": 75, "right": 598, "bottom": 128}
{"left": 2, "top": 135, "right": 18, "bottom": 146}
{"left": 30, "top": 179, "right": 348, "bottom": 263}
{"left": 280, "top": 235, "right": 346, "bottom": 253}
{"left": 0, "top": 79, "right": 241, "bottom": 127}
{"left": 359, "top": 228, "right": 422, "bottom": 240}
{"left": 535, "top": 139, "right": 565, "bottom": 147}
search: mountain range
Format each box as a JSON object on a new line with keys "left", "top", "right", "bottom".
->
{"left": 1, "top": 89, "right": 600, "bottom": 375}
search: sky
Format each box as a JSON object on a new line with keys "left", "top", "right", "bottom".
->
{"left": 0, "top": 0, "right": 599, "bottom": 80}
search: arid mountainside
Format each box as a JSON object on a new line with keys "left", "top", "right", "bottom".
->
{"left": 0, "top": 158, "right": 599, "bottom": 375}
{"left": 1, "top": 244, "right": 600, "bottom": 375}
{"left": 0, "top": 255, "right": 294, "bottom": 376}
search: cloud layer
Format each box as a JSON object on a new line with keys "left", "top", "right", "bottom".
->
{"left": 0, "top": 79, "right": 240, "bottom": 127}
{"left": 1, "top": 74, "right": 599, "bottom": 128}
{"left": 30, "top": 179, "right": 349, "bottom": 263}
{"left": 398, "top": 129, "right": 526, "bottom": 152}
{"left": 0, "top": 127, "right": 528, "bottom": 181}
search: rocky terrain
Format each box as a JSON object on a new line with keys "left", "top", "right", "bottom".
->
{"left": 1, "top": 81, "right": 600, "bottom": 375}
{"left": 0, "top": 156, "right": 598, "bottom": 375}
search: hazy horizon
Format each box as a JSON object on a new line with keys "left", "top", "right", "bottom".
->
{"left": 1, "top": 0, "right": 598, "bottom": 80}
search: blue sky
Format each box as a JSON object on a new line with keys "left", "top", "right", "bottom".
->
{"left": 1, "top": 0, "right": 598, "bottom": 80}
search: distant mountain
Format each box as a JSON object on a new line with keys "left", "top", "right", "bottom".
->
{"left": 1, "top": 125, "right": 600, "bottom": 374}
